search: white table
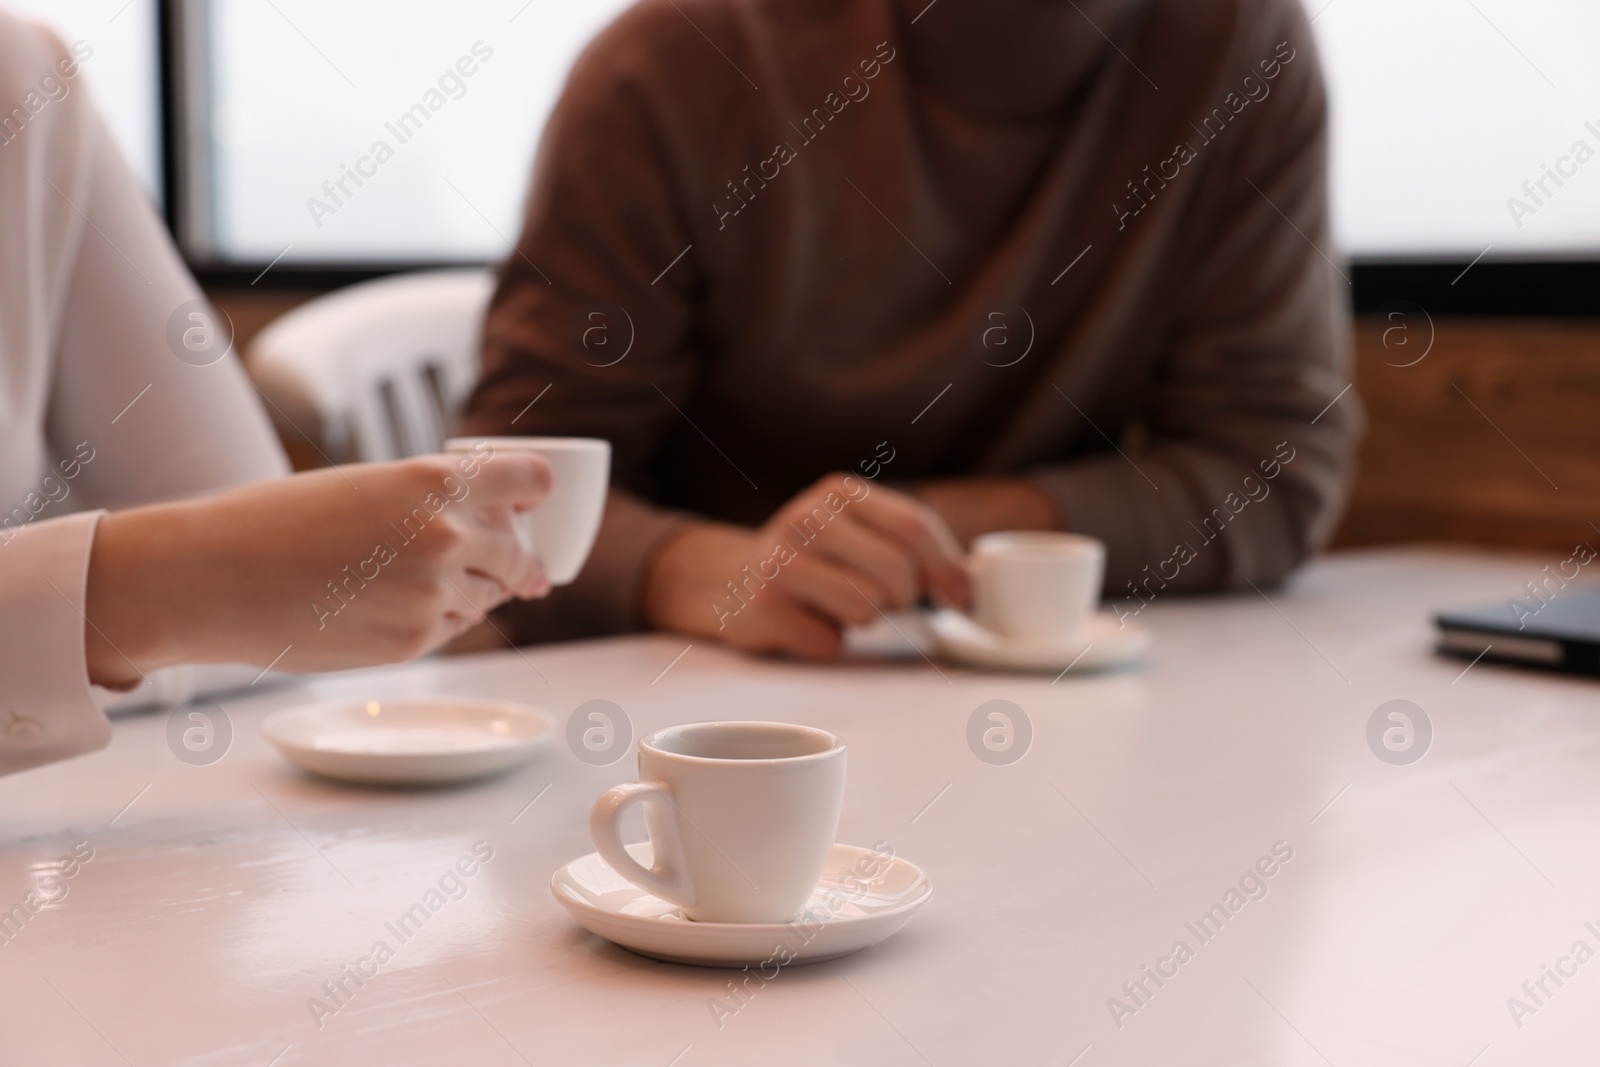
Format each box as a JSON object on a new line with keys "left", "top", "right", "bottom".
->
{"left": 3, "top": 547, "right": 1597, "bottom": 1066}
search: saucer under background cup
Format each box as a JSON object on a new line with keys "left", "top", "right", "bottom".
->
{"left": 551, "top": 842, "right": 933, "bottom": 967}
{"left": 931, "top": 609, "right": 1149, "bottom": 673}
{"left": 945, "top": 531, "right": 1143, "bottom": 672}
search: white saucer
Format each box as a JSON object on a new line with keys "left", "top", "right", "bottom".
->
{"left": 262, "top": 698, "right": 554, "bottom": 785}
{"left": 930, "top": 609, "right": 1149, "bottom": 673}
{"left": 551, "top": 842, "right": 933, "bottom": 968}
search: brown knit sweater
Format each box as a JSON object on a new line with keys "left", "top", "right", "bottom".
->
{"left": 460, "top": 0, "right": 1360, "bottom": 643}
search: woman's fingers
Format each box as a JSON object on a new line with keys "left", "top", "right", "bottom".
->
{"left": 463, "top": 450, "right": 553, "bottom": 511}
{"left": 460, "top": 453, "right": 551, "bottom": 599}
{"left": 399, "top": 453, "right": 550, "bottom": 603}
{"left": 321, "top": 454, "right": 548, "bottom": 660}
{"left": 436, "top": 567, "right": 514, "bottom": 630}
{"left": 458, "top": 502, "right": 548, "bottom": 600}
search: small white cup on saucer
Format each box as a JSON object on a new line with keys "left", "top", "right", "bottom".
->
{"left": 968, "top": 531, "right": 1106, "bottom": 641}
{"left": 444, "top": 436, "right": 610, "bottom": 585}
{"left": 590, "top": 721, "right": 846, "bottom": 924}
{"left": 931, "top": 531, "right": 1146, "bottom": 672}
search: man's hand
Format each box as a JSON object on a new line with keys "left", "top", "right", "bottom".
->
{"left": 85, "top": 450, "right": 552, "bottom": 688}
{"left": 642, "top": 474, "right": 969, "bottom": 660}
{"left": 913, "top": 476, "right": 1060, "bottom": 548}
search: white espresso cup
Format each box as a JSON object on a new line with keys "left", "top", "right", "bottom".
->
{"left": 444, "top": 436, "right": 610, "bottom": 585}
{"left": 590, "top": 721, "right": 846, "bottom": 923}
{"left": 968, "top": 531, "right": 1106, "bottom": 640}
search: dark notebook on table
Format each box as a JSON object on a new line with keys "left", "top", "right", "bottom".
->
{"left": 1435, "top": 587, "right": 1600, "bottom": 676}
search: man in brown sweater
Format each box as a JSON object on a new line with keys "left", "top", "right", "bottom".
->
{"left": 460, "top": 0, "right": 1359, "bottom": 658}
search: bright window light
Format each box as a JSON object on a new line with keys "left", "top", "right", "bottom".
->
{"left": 205, "top": 0, "right": 635, "bottom": 263}
{"left": 5, "top": 0, "right": 162, "bottom": 200}
{"left": 1306, "top": 0, "right": 1600, "bottom": 260}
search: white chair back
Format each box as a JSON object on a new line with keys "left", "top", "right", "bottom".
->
{"left": 247, "top": 269, "right": 495, "bottom": 462}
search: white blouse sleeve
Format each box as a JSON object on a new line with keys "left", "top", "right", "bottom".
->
{"left": 0, "top": 513, "right": 112, "bottom": 775}
{"left": 0, "top": 16, "right": 290, "bottom": 775}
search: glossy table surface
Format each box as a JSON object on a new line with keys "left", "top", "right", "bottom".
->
{"left": 3, "top": 546, "right": 1598, "bottom": 1066}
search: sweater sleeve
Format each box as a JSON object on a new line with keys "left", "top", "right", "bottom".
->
{"left": 1034, "top": 0, "right": 1359, "bottom": 599}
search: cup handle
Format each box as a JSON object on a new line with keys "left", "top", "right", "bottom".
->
{"left": 589, "top": 781, "right": 695, "bottom": 909}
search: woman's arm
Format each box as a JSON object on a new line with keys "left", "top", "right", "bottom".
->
{"left": 0, "top": 16, "right": 293, "bottom": 775}
{"left": 84, "top": 454, "right": 552, "bottom": 688}
{"left": 0, "top": 18, "right": 547, "bottom": 776}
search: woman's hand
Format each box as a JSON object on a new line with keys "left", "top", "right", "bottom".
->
{"left": 84, "top": 449, "right": 551, "bottom": 688}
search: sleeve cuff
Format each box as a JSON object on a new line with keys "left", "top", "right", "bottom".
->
{"left": 1032, "top": 454, "right": 1233, "bottom": 595}
{"left": 1033, "top": 446, "right": 1308, "bottom": 597}
{"left": 1033, "top": 457, "right": 1177, "bottom": 592}
{"left": 0, "top": 511, "right": 114, "bottom": 775}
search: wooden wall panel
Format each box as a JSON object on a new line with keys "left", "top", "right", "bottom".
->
{"left": 1336, "top": 317, "right": 1600, "bottom": 552}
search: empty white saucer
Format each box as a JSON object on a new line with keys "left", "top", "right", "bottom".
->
{"left": 930, "top": 609, "right": 1149, "bottom": 673}
{"left": 551, "top": 842, "right": 933, "bottom": 968}
{"left": 262, "top": 698, "right": 554, "bottom": 785}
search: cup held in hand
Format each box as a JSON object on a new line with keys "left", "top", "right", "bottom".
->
{"left": 445, "top": 436, "right": 610, "bottom": 585}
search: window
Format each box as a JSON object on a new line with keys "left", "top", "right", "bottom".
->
{"left": 13, "top": 0, "right": 1600, "bottom": 287}
{"left": 6, "top": 0, "right": 162, "bottom": 199}
{"left": 190, "top": 0, "right": 635, "bottom": 264}
{"left": 1307, "top": 0, "right": 1600, "bottom": 260}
